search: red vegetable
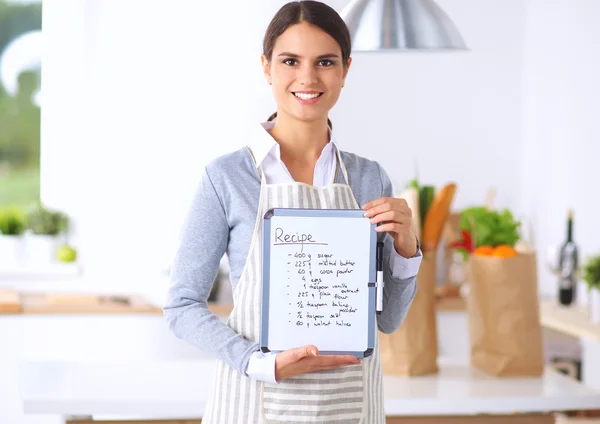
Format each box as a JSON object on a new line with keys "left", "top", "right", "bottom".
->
{"left": 451, "top": 230, "right": 474, "bottom": 253}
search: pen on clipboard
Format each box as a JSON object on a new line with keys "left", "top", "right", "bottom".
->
{"left": 376, "top": 241, "right": 384, "bottom": 314}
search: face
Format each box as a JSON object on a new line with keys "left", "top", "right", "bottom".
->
{"left": 262, "top": 21, "right": 351, "bottom": 124}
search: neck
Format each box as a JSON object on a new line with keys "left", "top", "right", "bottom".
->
{"left": 269, "top": 112, "right": 330, "bottom": 164}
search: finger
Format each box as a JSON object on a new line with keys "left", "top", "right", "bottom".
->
{"left": 400, "top": 202, "right": 412, "bottom": 217}
{"left": 397, "top": 198, "right": 408, "bottom": 208}
{"left": 362, "top": 197, "right": 391, "bottom": 210}
{"left": 316, "top": 362, "right": 359, "bottom": 372}
{"left": 314, "top": 355, "right": 360, "bottom": 366}
{"left": 375, "top": 223, "right": 403, "bottom": 234}
{"left": 335, "top": 354, "right": 360, "bottom": 362}
{"left": 363, "top": 201, "right": 393, "bottom": 218}
{"left": 364, "top": 198, "right": 411, "bottom": 218}
{"left": 311, "top": 360, "right": 359, "bottom": 373}
{"left": 369, "top": 211, "right": 411, "bottom": 225}
{"left": 393, "top": 198, "right": 411, "bottom": 215}
{"left": 363, "top": 197, "right": 407, "bottom": 210}
{"left": 287, "top": 345, "right": 319, "bottom": 362}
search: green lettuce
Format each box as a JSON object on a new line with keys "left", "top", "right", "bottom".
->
{"left": 459, "top": 207, "right": 520, "bottom": 248}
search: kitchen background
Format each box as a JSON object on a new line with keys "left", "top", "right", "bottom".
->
{"left": 32, "top": 0, "right": 597, "bottom": 300}
{"left": 0, "top": 0, "right": 41, "bottom": 207}
{"left": 1, "top": 0, "right": 600, "bottom": 423}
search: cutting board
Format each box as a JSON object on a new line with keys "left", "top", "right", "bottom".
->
{"left": 0, "top": 290, "right": 232, "bottom": 316}
{"left": 20, "top": 293, "right": 163, "bottom": 315}
{"left": 0, "top": 289, "right": 21, "bottom": 313}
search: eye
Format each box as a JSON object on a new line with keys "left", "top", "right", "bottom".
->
{"left": 318, "top": 59, "right": 335, "bottom": 67}
{"left": 283, "top": 58, "right": 298, "bottom": 66}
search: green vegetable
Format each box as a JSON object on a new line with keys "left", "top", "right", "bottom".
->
{"left": 459, "top": 206, "right": 520, "bottom": 248}
{"left": 419, "top": 185, "right": 435, "bottom": 230}
{"left": 25, "top": 203, "right": 69, "bottom": 236}
{"left": 581, "top": 255, "right": 600, "bottom": 291}
{"left": 0, "top": 206, "right": 26, "bottom": 236}
{"left": 406, "top": 178, "right": 435, "bottom": 233}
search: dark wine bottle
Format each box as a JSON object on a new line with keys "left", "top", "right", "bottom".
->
{"left": 558, "top": 209, "right": 578, "bottom": 306}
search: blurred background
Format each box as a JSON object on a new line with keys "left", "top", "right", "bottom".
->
{"left": 0, "top": 0, "right": 41, "bottom": 207}
{"left": 1, "top": 0, "right": 595, "bottom": 296}
{"left": 1, "top": 0, "right": 600, "bottom": 423}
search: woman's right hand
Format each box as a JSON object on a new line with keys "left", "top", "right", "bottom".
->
{"left": 274, "top": 345, "right": 360, "bottom": 381}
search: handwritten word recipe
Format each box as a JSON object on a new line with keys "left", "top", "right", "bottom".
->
{"left": 266, "top": 217, "right": 370, "bottom": 352}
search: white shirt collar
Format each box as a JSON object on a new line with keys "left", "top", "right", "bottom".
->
{"left": 248, "top": 120, "right": 337, "bottom": 170}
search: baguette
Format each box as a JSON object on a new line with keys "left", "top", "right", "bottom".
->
{"left": 422, "top": 183, "right": 457, "bottom": 253}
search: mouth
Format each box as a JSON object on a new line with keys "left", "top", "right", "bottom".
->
{"left": 292, "top": 91, "right": 324, "bottom": 100}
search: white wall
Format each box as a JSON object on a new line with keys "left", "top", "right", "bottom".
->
{"left": 40, "top": 0, "right": 529, "bottom": 280}
{"left": 41, "top": 0, "right": 599, "bottom": 297}
{"left": 521, "top": 0, "right": 600, "bottom": 297}
{"left": 39, "top": 0, "right": 87, "bottom": 232}
{"left": 330, "top": 0, "right": 526, "bottom": 210}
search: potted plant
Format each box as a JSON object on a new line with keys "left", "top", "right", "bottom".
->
{"left": 24, "top": 203, "right": 69, "bottom": 264}
{"left": 0, "top": 206, "right": 26, "bottom": 264}
{"left": 581, "top": 254, "right": 600, "bottom": 324}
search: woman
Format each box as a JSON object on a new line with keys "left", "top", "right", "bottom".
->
{"left": 163, "top": 1, "right": 422, "bottom": 423}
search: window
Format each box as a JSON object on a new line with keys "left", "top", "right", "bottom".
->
{"left": 0, "top": 0, "right": 42, "bottom": 207}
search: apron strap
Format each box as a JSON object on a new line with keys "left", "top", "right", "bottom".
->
{"left": 246, "top": 146, "right": 264, "bottom": 181}
{"left": 336, "top": 146, "right": 350, "bottom": 185}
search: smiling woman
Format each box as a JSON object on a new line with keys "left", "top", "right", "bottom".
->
{"left": 163, "top": 1, "right": 422, "bottom": 423}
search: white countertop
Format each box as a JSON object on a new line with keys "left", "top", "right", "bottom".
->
{"left": 19, "top": 359, "right": 600, "bottom": 419}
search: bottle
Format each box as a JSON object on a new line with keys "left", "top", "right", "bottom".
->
{"left": 558, "top": 209, "right": 578, "bottom": 306}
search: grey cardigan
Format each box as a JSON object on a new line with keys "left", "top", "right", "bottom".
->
{"left": 163, "top": 147, "right": 417, "bottom": 375}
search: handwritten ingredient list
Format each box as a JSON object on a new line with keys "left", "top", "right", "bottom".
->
{"left": 288, "top": 250, "right": 359, "bottom": 329}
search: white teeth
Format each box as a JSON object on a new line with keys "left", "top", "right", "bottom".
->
{"left": 294, "top": 92, "right": 321, "bottom": 100}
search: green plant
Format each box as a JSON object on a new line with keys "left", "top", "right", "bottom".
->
{"left": 407, "top": 178, "right": 435, "bottom": 233}
{"left": 581, "top": 255, "right": 600, "bottom": 291}
{"left": 459, "top": 206, "right": 521, "bottom": 248}
{"left": 0, "top": 206, "right": 26, "bottom": 235}
{"left": 25, "top": 203, "right": 69, "bottom": 236}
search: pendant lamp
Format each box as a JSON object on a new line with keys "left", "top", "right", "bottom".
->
{"left": 340, "top": 0, "right": 468, "bottom": 51}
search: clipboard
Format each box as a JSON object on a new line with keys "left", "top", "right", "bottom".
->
{"left": 260, "top": 208, "right": 377, "bottom": 358}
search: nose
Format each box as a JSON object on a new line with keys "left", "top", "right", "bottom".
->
{"left": 297, "top": 63, "right": 318, "bottom": 86}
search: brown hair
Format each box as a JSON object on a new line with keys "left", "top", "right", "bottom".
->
{"left": 263, "top": 1, "right": 352, "bottom": 129}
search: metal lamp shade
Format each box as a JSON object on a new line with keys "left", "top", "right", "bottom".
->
{"left": 340, "top": 0, "right": 468, "bottom": 52}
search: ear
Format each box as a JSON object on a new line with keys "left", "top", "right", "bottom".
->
{"left": 261, "top": 54, "right": 272, "bottom": 85}
{"left": 342, "top": 57, "right": 352, "bottom": 86}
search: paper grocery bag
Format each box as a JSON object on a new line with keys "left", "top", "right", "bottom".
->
{"left": 379, "top": 253, "right": 438, "bottom": 376}
{"left": 468, "top": 251, "right": 544, "bottom": 376}
{"left": 442, "top": 212, "right": 462, "bottom": 282}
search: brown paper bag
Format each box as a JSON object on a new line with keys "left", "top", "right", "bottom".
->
{"left": 379, "top": 253, "right": 438, "bottom": 376}
{"left": 442, "top": 212, "right": 462, "bottom": 283}
{"left": 468, "top": 251, "right": 544, "bottom": 376}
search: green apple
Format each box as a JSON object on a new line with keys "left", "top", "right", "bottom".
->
{"left": 57, "top": 245, "right": 77, "bottom": 263}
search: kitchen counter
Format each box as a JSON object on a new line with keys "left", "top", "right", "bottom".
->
{"left": 540, "top": 299, "right": 600, "bottom": 342}
{"left": 19, "top": 359, "right": 600, "bottom": 423}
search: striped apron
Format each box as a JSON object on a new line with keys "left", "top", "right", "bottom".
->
{"left": 202, "top": 146, "right": 384, "bottom": 424}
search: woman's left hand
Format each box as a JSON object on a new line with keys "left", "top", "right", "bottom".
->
{"left": 362, "top": 197, "right": 418, "bottom": 258}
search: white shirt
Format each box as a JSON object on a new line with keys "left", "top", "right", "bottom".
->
{"left": 245, "top": 121, "right": 422, "bottom": 384}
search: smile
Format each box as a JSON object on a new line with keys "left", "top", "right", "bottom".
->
{"left": 293, "top": 92, "right": 323, "bottom": 100}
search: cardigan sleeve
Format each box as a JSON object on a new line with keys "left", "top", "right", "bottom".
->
{"left": 163, "top": 166, "right": 259, "bottom": 375}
